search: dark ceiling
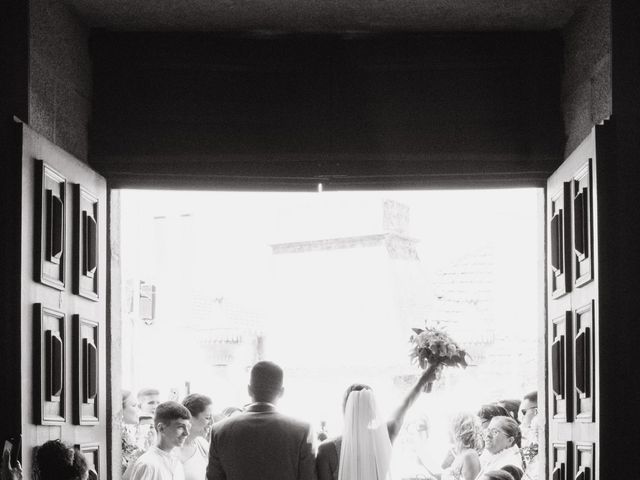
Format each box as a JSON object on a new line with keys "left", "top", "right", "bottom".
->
{"left": 65, "top": 0, "right": 586, "bottom": 32}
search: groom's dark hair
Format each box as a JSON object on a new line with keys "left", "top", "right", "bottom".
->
{"left": 249, "top": 361, "right": 284, "bottom": 402}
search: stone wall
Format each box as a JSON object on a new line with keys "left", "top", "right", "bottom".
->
{"left": 29, "top": 0, "right": 91, "bottom": 162}
{"left": 562, "top": 0, "right": 611, "bottom": 157}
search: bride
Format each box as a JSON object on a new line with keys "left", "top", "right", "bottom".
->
{"left": 316, "top": 364, "right": 439, "bottom": 480}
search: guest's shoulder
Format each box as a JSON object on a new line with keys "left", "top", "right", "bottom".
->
{"left": 460, "top": 448, "right": 479, "bottom": 459}
{"left": 317, "top": 437, "right": 341, "bottom": 456}
{"left": 128, "top": 451, "right": 162, "bottom": 478}
{"left": 195, "top": 436, "right": 210, "bottom": 450}
{"left": 133, "top": 448, "right": 155, "bottom": 463}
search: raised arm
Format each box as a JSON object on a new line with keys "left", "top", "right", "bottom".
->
{"left": 387, "top": 363, "right": 439, "bottom": 442}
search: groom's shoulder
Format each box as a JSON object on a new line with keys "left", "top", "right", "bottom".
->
{"left": 274, "top": 412, "right": 311, "bottom": 430}
{"left": 213, "top": 410, "right": 310, "bottom": 433}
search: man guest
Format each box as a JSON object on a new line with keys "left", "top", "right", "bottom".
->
{"left": 125, "top": 401, "right": 191, "bottom": 480}
{"left": 207, "top": 361, "right": 316, "bottom": 480}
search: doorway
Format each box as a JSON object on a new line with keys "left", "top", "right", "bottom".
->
{"left": 117, "top": 187, "right": 544, "bottom": 478}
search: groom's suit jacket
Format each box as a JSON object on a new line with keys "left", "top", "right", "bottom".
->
{"left": 206, "top": 402, "right": 316, "bottom": 480}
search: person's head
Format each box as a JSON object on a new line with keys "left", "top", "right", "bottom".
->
{"left": 501, "top": 465, "right": 524, "bottom": 480}
{"left": 182, "top": 393, "right": 213, "bottom": 437}
{"left": 481, "top": 470, "right": 515, "bottom": 480}
{"left": 497, "top": 399, "right": 521, "bottom": 423}
{"left": 122, "top": 389, "right": 140, "bottom": 425}
{"left": 449, "top": 412, "right": 483, "bottom": 453}
{"left": 477, "top": 403, "right": 510, "bottom": 430}
{"left": 154, "top": 401, "right": 192, "bottom": 448}
{"left": 138, "top": 388, "right": 161, "bottom": 415}
{"left": 342, "top": 383, "right": 372, "bottom": 413}
{"left": 484, "top": 416, "right": 521, "bottom": 454}
{"left": 518, "top": 391, "right": 538, "bottom": 427}
{"left": 34, "top": 440, "right": 89, "bottom": 480}
{"left": 248, "top": 361, "right": 284, "bottom": 403}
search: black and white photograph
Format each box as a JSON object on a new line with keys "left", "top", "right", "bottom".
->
{"left": 1, "top": 1, "right": 638, "bottom": 480}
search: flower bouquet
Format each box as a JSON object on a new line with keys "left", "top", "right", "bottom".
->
{"left": 522, "top": 443, "right": 539, "bottom": 465}
{"left": 409, "top": 326, "right": 469, "bottom": 392}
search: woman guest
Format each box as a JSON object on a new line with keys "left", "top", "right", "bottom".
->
{"left": 177, "top": 393, "right": 213, "bottom": 480}
{"left": 121, "top": 390, "right": 144, "bottom": 474}
{"left": 439, "top": 413, "right": 483, "bottom": 480}
{"left": 477, "top": 416, "right": 524, "bottom": 478}
{"left": 316, "top": 363, "right": 438, "bottom": 480}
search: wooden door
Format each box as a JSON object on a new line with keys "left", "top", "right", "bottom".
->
{"left": 546, "top": 127, "right": 599, "bottom": 480}
{"left": 16, "top": 121, "right": 109, "bottom": 478}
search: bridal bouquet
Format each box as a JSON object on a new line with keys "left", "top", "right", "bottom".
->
{"left": 409, "top": 326, "right": 469, "bottom": 391}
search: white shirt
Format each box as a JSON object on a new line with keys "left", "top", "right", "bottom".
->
{"left": 476, "top": 445, "right": 523, "bottom": 479}
{"left": 126, "top": 446, "right": 185, "bottom": 480}
{"left": 181, "top": 437, "right": 209, "bottom": 480}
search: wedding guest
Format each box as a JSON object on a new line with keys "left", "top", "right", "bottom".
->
{"left": 133, "top": 388, "right": 161, "bottom": 451}
{"left": 122, "top": 390, "right": 144, "bottom": 473}
{"left": 477, "top": 416, "right": 523, "bottom": 478}
{"left": 137, "top": 414, "right": 158, "bottom": 451}
{"left": 317, "top": 421, "right": 329, "bottom": 443}
{"left": 125, "top": 401, "right": 191, "bottom": 480}
{"left": 207, "top": 361, "right": 315, "bottom": 480}
{"left": 178, "top": 394, "right": 213, "bottom": 480}
{"left": 518, "top": 392, "right": 537, "bottom": 442}
{"left": 124, "top": 390, "right": 142, "bottom": 424}
{"left": 2, "top": 439, "right": 94, "bottom": 480}
{"left": 477, "top": 404, "right": 510, "bottom": 430}
{"left": 480, "top": 470, "right": 515, "bottom": 480}
{"left": 138, "top": 388, "right": 162, "bottom": 416}
{"left": 497, "top": 400, "right": 521, "bottom": 423}
{"left": 500, "top": 464, "right": 523, "bottom": 480}
{"left": 439, "top": 413, "right": 483, "bottom": 480}
{"left": 316, "top": 363, "right": 439, "bottom": 480}
{"left": 518, "top": 392, "right": 539, "bottom": 480}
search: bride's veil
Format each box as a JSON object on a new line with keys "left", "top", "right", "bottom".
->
{"left": 339, "top": 389, "right": 393, "bottom": 480}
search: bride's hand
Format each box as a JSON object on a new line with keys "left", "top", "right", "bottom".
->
{"left": 421, "top": 362, "right": 441, "bottom": 383}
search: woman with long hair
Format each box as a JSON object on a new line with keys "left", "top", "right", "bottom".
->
{"left": 439, "top": 413, "right": 483, "bottom": 480}
{"left": 317, "top": 363, "right": 439, "bottom": 480}
{"left": 121, "top": 389, "right": 144, "bottom": 474}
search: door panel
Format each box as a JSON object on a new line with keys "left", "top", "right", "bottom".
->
{"left": 547, "top": 128, "right": 599, "bottom": 480}
{"left": 18, "top": 122, "right": 108, "bottom": 477}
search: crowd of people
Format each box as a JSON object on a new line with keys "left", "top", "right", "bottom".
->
{"left": 1, "top": 361, "right": 540, "bottom": 480}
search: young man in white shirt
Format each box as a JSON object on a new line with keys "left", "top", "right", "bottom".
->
{"left": 126, "top": 401, "right": 192, "bottom": 480}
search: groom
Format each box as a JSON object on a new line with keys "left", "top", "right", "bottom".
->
{"left": 206, "top": 361, "right": 316, "bottom": 480}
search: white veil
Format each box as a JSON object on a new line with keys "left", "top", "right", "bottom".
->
{"left": 339, "top": 389, "right": 393, "bottom": 480}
